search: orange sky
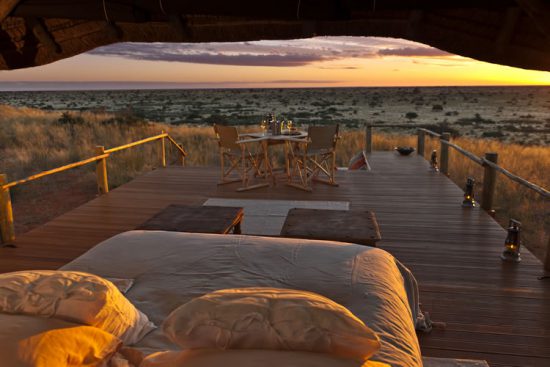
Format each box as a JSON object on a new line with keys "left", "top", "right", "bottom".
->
{"left": 0, "top": 37, "right": 549, "bottom": 89}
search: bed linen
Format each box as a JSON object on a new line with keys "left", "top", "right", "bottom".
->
{"left": 61, "top": 230, "right": 424, "bottom": 367}
{"left": 0, "top": 314, "right": 121, "bottom": 367}
{"left": 163, "top": 287, "right": 381, "bottom": 361}
{"left": 0, "top": 270, "right": 155, "bottom": 345}
{"left": 140, "top": 350, "right": 391, "bottom": 367}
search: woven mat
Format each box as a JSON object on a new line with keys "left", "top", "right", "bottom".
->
{"left": 203, "top": 198, "right": 349, "bottom": 236}
{"left": 423, "top": 357, "right": 490, "bottom": 367}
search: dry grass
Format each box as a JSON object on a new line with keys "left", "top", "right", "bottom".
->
{"left": 0, "top": 105, "right": 167, "bottom": 188}
{"left": 0, "top": 104, "right": 421, "bottom": 181}
{"left": 442, "top": 136, "right": 549, "bottom": 261}
{"left": 0, "top": 105, "right": 548, "bottom": 262}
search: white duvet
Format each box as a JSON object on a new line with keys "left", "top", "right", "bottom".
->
{"left": 61, "top": 231, "right": 424, "bottom": 367}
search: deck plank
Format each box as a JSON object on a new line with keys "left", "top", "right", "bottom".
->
{"left": 1, "top": 152, "right": 549, "bottom": 366}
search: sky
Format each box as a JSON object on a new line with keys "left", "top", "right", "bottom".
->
{"left": 0, "top": 36, "right": 549, "bottom": 90}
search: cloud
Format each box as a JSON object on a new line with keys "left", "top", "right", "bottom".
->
{"left": 412, "top": 60, "right": 462, "bottom": 67}
{"left": 90, "top": 42, "right": 334, "bottom": 67}
{"left": 378, "top": 47, "right": 452, "bottom": 57}
{"left": 268, "top": 80, "right": 340, "bottom": 84}
{"left": 89, "top": 37, "right": 457, "bottom": 67}
{"left": 95, "top": 50, "right": 324, "bottom": 67}
{"left": 0, "top": 80, "right": 342, "bottom": 91}
{"left": 318, "top": 65, "right": 359, "bottom": 70}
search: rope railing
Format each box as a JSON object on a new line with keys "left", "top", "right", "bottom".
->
{"left": 440, "top": 139, "right": 484, "bottom": 166}
{"left": 417, "top": 127, "right": 442, "bottom": 138}
{"left": 166, "top": 134, "right": 188, "bottom": 157}
{"left": 1, "top": 154, "right": 109, "bottom": 190}
{"left": 365, "top": 123, "right": 550, "bottom": 270}
{"left": 481, "top": 157, "right": 549, "bottom": 199}
{"left": 0, "top": 132, "right": 187, "bottom": 244}
{"left": 366, "top": 123, "right": 548, "bottom": 199}
{"left": 104, "top": 133, "right": 169, "bottom": 154}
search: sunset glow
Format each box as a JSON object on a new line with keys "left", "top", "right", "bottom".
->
{"left": 1, "top": 37, "right": 549, "bottom": 90}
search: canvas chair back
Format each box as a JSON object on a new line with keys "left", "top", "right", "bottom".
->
{"left": 307, "top": 124, "right": 339, "bottom": 153}
{"left": 214, "top": 124, "right": 240, "bottom": 153}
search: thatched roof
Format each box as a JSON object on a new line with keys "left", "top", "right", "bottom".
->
{"left": 1, "top": 0, "right": 549, "bottom": 71}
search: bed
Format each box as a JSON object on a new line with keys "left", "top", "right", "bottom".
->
{"left": 55, "top": 230, "right": 426, "bottom": 367}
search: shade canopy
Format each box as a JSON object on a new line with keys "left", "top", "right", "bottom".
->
{"left": 0, "top": 0, "right": 549, "bottom": 71}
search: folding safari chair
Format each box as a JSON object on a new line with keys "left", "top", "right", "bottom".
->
{"left": 286, "top": 124, "right": 339, "bottom": 191}
{"left": 213, "top": 124, "right": 268, "bottom": 191}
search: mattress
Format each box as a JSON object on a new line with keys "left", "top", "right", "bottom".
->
{"left": 61, "top": 231, "right": 423, "bottom": 367}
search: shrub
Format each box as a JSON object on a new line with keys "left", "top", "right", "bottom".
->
{"left": 205, "top": 114, "right": 230, "bottom": 125}
{"left": 405, "top": 112, "right": 418, "bottom": 120}
{"left": 420, "top": 123, "right": 460, "bottom": 137}
{"left": 482, "top": 131, "right": 505, "bottom": 138}
{"left": 57, "top": 112, "right": 85, "bottom": 125}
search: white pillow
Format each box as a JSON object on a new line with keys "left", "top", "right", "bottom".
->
{"left": 0, "top": 313, "right": 121, "bottom": 367}
{"left": 140, "top": 350, "right": 391, "bottom": 367}
{"left": 163, "top": 287, "right": 380, "bottom": 362}
{"left": 0, "top": 270, "right": 155, "bottom": 345}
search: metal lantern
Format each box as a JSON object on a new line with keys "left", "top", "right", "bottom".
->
{"left": 430, "top": 150, "right": 439, "bottom": 171}
{"left": 462, "top": 177, "right": 477, "bottom": 207}
{"left": 501, "top": 219, "right": 522, "bottom": 262}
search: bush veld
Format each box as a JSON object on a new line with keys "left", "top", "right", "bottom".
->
{"left": 0, "top": 104, "right": 548, "bottom": 262}
{"left": 405, "top": 112, "right": 418, "bottom": 120}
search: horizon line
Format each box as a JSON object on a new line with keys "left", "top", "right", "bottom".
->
{"left": 0, "top": 81, "right": 549, "bottom": 92}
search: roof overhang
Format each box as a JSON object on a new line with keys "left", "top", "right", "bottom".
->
{"left": 1, "top": 0, "right": 549, "bottom": 71}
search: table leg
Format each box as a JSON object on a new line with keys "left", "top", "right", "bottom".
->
{"left": 241, "top": 147, "right": 248, "bottom": 187}
{"left": 253, "top": 144, "right": 263, "bottom": 177}
{"left": 262, "top": 140, "right": 275, "bottom": 185}
{"left": 284, "top": 141, "right": 291, "bottom": 182}
{"left": 233, "top": 221, "right": 242, "bottom": 234}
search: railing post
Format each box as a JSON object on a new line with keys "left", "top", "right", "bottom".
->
{"left": 160, "top": 130, "right": 166, "bottom": 168}
{"left": 545, "top": 237, "right": 550, "bottom": 271}
{"left": 439, "top": 132, "right": 450, "bottom": 175}
{"left": 179, "top": 143, "right": 186, "bottom": 166}
{"left": 365, "top": 124, "right": 372, "bottom": 154}
{"left": 417, "top": 129, "right": 425, "bottom": 157}
{"left": 95, "top": 146, "right": 109, "bottom": 194}
{"left": 481, "top": 152, "right": 498, "bottom": 212}
{"left": 0, "top": 174, "right": 15, "bottom": 244}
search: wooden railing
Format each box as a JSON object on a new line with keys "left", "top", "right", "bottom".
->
{"left": 0, "top": 132, "right": 187, "bottom": 244}
{"left": 365, "top": 124, "right": 550, "bottom": 270}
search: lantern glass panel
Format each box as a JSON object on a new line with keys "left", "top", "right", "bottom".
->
{"left": 501, "top": 219, "right": 522, "bottom": 262}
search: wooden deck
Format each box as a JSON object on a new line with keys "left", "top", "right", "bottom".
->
{"left": 1, "top": 152, "right": 549, "bottom": 366}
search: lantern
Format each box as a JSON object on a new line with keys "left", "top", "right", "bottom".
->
{"left": 501, "top": 219, "right": 522, "bottom": 262}
{"left": 462, "top": 177, "right": 477, "bottom": 207}
{"left": 430, "top": 150, "right": 439, "bottom": 171}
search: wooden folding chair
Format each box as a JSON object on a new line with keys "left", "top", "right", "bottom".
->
{"left": 287, "top": 124, "right": 339, "bottom": 191}
{"left": 213, "top": 124, "right": 267, "bottom": 191}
